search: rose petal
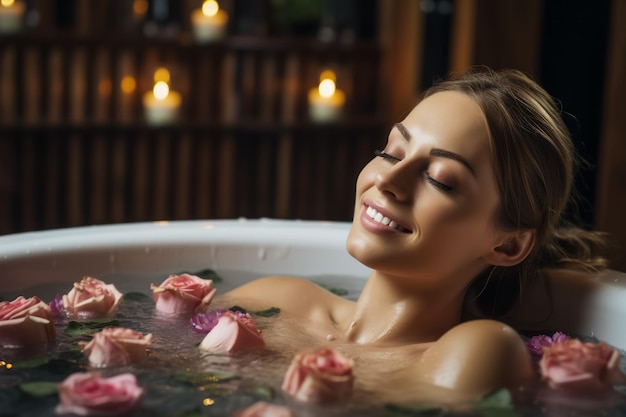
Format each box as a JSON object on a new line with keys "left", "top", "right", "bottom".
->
{"left": 199, "top": 312, "right": 264, "bottom": 353}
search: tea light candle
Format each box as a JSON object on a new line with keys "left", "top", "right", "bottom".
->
{"left": 0, "top": 0, "right": 25, "bottom": 33}
{"left": 308, "top": 70, "right": 345, "bottom": 123}
{"left": 143, "top": 69, "right": 181, "bottom": 125}
{"left": 191, "top": 0, "right": 228, "bottom": 43}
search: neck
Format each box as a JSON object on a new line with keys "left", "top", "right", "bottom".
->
{"left": 344, "top": 270, "right": 469, "bottom": 345}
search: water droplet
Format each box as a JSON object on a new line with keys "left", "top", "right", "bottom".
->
{"left": 144, "top": 247, "right": 151, "bottom": 254}
{"left": 257, "top": 247, "right": 266, "bottom": 260}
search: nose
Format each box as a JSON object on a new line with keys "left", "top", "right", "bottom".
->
{"left": 374, "top": 160, "right": 416, "bottom": 203}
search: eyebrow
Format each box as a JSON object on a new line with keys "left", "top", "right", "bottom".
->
{"left": 394, "top": 122, "right": 476, "bottom": 176}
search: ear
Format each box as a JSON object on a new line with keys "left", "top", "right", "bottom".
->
{"left": 483, "top": 229, "right": 536, "bottom": 267}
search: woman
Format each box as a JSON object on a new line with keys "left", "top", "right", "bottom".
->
{"left": 224, "top": 67, "right": 606, "bottom": 404}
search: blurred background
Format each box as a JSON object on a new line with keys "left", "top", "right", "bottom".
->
{"left": 0, "top": 0, "right": 624, "bottom": 269}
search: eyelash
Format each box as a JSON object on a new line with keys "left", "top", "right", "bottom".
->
{"left": 374, "top": 149, "right": 453, "bottom": 192}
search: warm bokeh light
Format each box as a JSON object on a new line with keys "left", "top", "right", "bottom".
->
{"left": 1, "top": 0, "right": 16, "bottom": 7}
{"left": 133, "top": 0, "right": 148, "bottom": 15}
{"left": 202, "top": 397, "right": 215, "bottom": 406}
{"left": 153, "top": 67, "right": 170, "bottom": 84}
{"left": 319, "top": 69, "right": 336, "bottom": 83}
{"left": 98, "top": 79, "right": 112, "bottom": 96}
{"left": 318, "top": 78, "right": 336, "bottom": 98}
{"left": 121, "top": 76, "right": 136, "bottom": 94}
{"left": 153, "top": 81, "right": 170, "bottom": 100}
{"left": 201, "top": 0, "right": 219, "bottom": 17}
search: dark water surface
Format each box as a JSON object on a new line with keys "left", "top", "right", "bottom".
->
{"left": 1, "top": 270, "right": 626, "bottom": 417}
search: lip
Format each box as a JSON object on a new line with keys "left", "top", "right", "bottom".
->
{"left": 360, "top": 200, "right": 411, "bottom": 234}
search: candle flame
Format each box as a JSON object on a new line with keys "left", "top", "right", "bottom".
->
{"left": 153, "top": 81, "right": 170, "bottom": 100}
{"left": 318, "top": 78, "right": 336, "bottom": 99}
{"left": 154, "top": 67, "right": 171, "bottom": 84}
{"left": 202, "top": 0, "right": 219, "bottom": 17}
{"left": 319, "top": 70, "right": 336, "bottom": 83}
{"left": 121, "top": 76, "right": 136, "bottom": 94}
{"left": 1, "top": 0, "right": 15, "bottom": 7}
{"left": 133, "top": 0, "right": 148, "bottom": 15}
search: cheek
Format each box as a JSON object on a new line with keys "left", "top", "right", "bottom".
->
{"left": 355, "top": 161, "right": 377, "bottom": 194}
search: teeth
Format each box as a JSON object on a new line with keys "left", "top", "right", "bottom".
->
{"left": 365, "top": 206, "right": 406, "bottom": 232}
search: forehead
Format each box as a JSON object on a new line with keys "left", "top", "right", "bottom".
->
{"left": 400, "top": 91, "right": 492, "bottom": 160}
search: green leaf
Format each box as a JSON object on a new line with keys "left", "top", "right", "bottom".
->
{"left": 315, "top": 282, "right": 349, "bottom": 296}
{"left": 64, "top": 318, "right": 119, "bottom": 337}
{"left": 228, "top": 305, "right": 248, "bottom": 314}
{"left": 177, "top": 409, "right": 205, "bottom": 417}
{"left": 473, "top": 389, "right": 518, "bottom": 417}
{"left": 228, "top": 305, "right": 280, "bottom": 317}
{"left": 251, "top": 307, "right": 281, "bottom": 317}
{"left": 177, "top": 268, "right": 223, "bottom": 283}
{"left": 249, "top": 384, "right": 274, "bottom": 400}
{"left": 383, "top": 402, "right": 443, "bottom": 416}
{"left": 19, "top": 381, "right": 59, "bottom": 397}
{"left": 13, "top": 356, "right": 53, "bottom": 369}
{"left": 123, "top": 292, "right": 151, "bottom": 302}
{"left": 172, "top": 371, "right": 238, "bottom": 385}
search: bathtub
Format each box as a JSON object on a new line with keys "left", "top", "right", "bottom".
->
{"left": 1, "top": 218, "right": 625, "bottom": 352}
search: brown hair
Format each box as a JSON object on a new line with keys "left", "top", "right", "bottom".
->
{"left": 424, "top": 67, "right": 607, "bottom": 317}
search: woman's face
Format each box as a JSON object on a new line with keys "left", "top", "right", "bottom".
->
{"left": 346, "top": 91, "right": 504, "bottom": 290}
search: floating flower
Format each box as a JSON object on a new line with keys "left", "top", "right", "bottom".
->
{"left": 539, "top": 339, "right": 626, "bottom": 392}
{"left": 0, "top": 296, "right": 56, "bottom": 347}
{"left": 235, "top": 401, "right": 293, "bottom": 417}
{"left": 281, "top": 347, "right": 354, "bottom": 404}
{"left": 150, "top": 273, "right": 216, "bottom": 315}
{"left": 62, "top": 276, "right": 123, "bottom": 318}
{"left": 199, "top": 311, "right": 264, "bottom": 353}
{"left": 190, "top": 309, "right": 254, "bottom": 333}
{"left": 78, "top": 327, "right": 153, "bottom": 368}
{"left": 525, "top": 331, "right": 570, "bottom": 360}
{"left": 56, "top": 372, "right": 143, "bottom": 416}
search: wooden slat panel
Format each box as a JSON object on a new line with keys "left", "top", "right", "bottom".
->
{"left": 174, "top": 133, "right": 192, "bottom": 220}
{"left": 596, "top": 0, "right": 626, "bottom": 271}
{"left": 90, "top": 135, "right": 108, "bottom": 224}
{"left": 43, "top": 135, "right": 61, "bottom": 229}
{"left": 132, "top": 133, "right": 150, "bottom": 221}
{"left": 110, "top": 135, "right": 127, "bottom": 223}
{"left": 0, "top": 47, "right": 16, "bottom": 123}
{"left": 0, "top": 136, "right": 16, "bottom": 234}
{"left": 20, "top": 135, "right": 36, "bottom": 231}
{"left": 67, "top": 134, "right": 84, "bottom": 226}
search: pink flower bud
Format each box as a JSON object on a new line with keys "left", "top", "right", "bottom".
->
{"left": 540, "top": 339, "right": 626, "bottom": 392}
{"left": 282, "top": 347, "right": 354, "bottom": 404}
{"left": 56, "top": 372, "right": 143, "bottom": 416}
{"left": 78, "top": 327, "right": 152, "bottom": 368}
{"left": 62, "top": 276, "right": 123, "bottom": 318}
{"left": 0, "top": 296, "right": 56, "bottom": 347}
{"left": 150, "top": 273, "right": 216, "bottom": 315}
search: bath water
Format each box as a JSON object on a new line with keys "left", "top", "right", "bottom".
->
{"left": 1, "top": 269, "right": 626, "bottom": 417}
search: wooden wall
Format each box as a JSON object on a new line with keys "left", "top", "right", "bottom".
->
{"left": 0, "top": 11, "right": 385, "bottom": 234}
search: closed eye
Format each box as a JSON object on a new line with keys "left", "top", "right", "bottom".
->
{"left": 374, "top": 149, "right": 401, "bottom": 162}
{"left": 425, "top": 173, "right": 453, "bottom": 192}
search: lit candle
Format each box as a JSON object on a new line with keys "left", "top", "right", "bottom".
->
{"left": 191, "top": 0, "right": 228, "bottom": 43}
{"left": 142, "top": 68, "right": 182, "bottom": 125}
{"left": 0, "top": 0, "right": 25, "bottom": 34}
{"left": 308, "top": 70, "right": 346, "bottom": 123}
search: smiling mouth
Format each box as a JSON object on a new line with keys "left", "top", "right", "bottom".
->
{"left": 365, "top": 206, "right": 411, "bottom": 233}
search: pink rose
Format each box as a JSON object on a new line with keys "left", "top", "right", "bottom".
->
{"left": 540, "top": 339, "right": 626, "bottom": 392}
{"left": 281, "top": 347, "right": 354, "bottom": 404}
{"left": 78, "top": 327, "right": 153, "bottom": 368}
{"left": 56, "top": 372, "right": 143, "bottom": 416}
{"left": 235, "top": 401, "right": 293, "bottom": 417}
{"left": 150, "top": 273, "right": 217, "bottom": 314}
{"left": 199, "top": 311, "right": 265, "bottom": 353}
{"left": 0, "top": 296, "right": 56, "bottom": 347}
{"left": 62, "top": 276, "right": 123, "bottom": 318}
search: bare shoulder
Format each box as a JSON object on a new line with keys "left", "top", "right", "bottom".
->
{"left": 417, "top": 319, "right": 534, "bottom": 398}
{"left": 223, "top": 276, "right": 352, "bottom": 316}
